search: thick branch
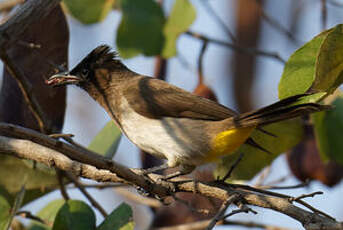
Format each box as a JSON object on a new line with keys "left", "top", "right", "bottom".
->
{"left": 0, "top": 127, "right": 341, "bottom": 229}
{"left": 0, "top": 123, "right": 171, "bottom": 197}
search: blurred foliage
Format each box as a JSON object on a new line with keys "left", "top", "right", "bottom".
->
{"left": 28, "top": 199, "right": 65, "bottom": 230}
{"left": 278, "top": 29, "right": 332, "bottom": 99}
{"left": 279, "top": 24, "right": 343, "bottom": 98}
{"left": 218, "top": 23, "right": 343, "bottom": 181}
{"left": 0, "top": 194, "right": 11, "bottom": 230}
{"left": 313, "top": 94, "right": 343, "bottom": 165}
{"left": 0, "top": 157, "right": 58, "bottom": 194}
{"left": 162, "top": 0, "right": 196, "bottom": 57}
{"left": 116, "top": 0, "right": 165, "bottom": 58}
{"left": 52, "top": 200, "right": 96, "bottom": 230}
{"left": 0, "top": 186, "right": 25, "bottom": 230}
{"left": 97, "top": 203, "right": 134, "bottom": 230}
{"left": 27, "top": 201, "right": 134, "bottom": 230}
{"left": 63, "top": 0, "right": 196, "bottom": 58}
{"left": 88, "top": 121, "right": 121, "bottom": 158}
{"left": 63, "top": 0, "right": 115, "bottom": 24}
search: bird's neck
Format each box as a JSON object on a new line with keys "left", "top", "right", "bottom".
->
{"left": 80, "top": 69, "right": 138, "bottom": 126}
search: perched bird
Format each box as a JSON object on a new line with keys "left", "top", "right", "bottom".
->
{"left": 46, "top": 45, "right": 329, "bottom": 178}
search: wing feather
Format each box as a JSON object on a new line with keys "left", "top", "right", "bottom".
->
{"left": 122, "top": 77, "right": 237, "bottom": 120}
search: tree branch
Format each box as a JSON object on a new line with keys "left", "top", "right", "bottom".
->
{"left": 64, "top": 172, "right": 108, "bottom": 217}
{"left": 185, "top": 31, "right": 286, "bottom": 63}
{"left": 153, "top": 219, "right": 294, "bottom": 230}
{"left": 0, "top": 124, "right": 342, "bottom": 230}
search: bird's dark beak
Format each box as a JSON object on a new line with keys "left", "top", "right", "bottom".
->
{"left": 45, "top": 72, "right": 82, "bottom": 86}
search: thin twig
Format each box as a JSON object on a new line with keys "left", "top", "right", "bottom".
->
{"left": 154, "top": 219, "right": 293, "bottom": 230}
{"left": 258, "top": 180, "right": 310, "bottom": 190}
{"left": 231, "top": 183, "right": 334, "bottom": 220}
{"left": 115, "top": 187, "right": 162, "bottom": 208}
{"left": 321, "top": 0, "right": 327, "bottom": 30}
{"left": 16, "top": 211, "right": 46, "bottom": 224}
{"left": 206, "top": 193, "right": 240, "bottom": 230}
{"left": 64, "top": 172, "right": 108, "bottom": 217}
{"left": 56, "top": 169, "right": 69, "bottom": 200}
{"left": 289, "top": 191, "right": 323, "bottom": 202}
{"left": 223, "top": 220, "right": 294, "bottom": 230}
{"left": 185, "top": 31, "right": 286, "bottom": 63}
{"left": 327, "top": 0, "right": 343, "bottom": 7}
{"left": 49, "top": 133, "right": 74, "bottom": 139}
{"left": 221, "top": 152, "right": 244, "bottom": 181}
{"left": 197, "top": 40, "right": 208, "bottom": 84}
{"left": 60, "top": 136, "right": 88, "bottom": 150}
{"left": 69, "top": 183, "right": 126, "bottom": 190}
{"left": 199, "top": 0, "right": 236, "bottom": 42}
{"left": 223, "top": 203, "right": 257, "bottom": 219}
{"left": 255, "top": 0, "right": 299, "bottom": 43}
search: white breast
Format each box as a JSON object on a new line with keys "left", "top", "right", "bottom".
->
{"left": 118, "top": 98, "right": 204, "bottom": 167}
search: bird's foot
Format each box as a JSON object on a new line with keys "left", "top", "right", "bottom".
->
{"left": 139, "top": 163, "right": 169, "bottom": 176}
{"left": 158, "top": 164, "right": 195, "bottom": 182}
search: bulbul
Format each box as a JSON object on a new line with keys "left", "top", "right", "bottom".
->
{"left": 47, "top": 45, "right": 329, "bottom": 178}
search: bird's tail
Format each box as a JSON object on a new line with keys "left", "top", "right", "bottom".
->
{"left": 232, "top": 94, "right": 331, "bottom": 128}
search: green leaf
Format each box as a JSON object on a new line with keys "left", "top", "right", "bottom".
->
{"left": 0, "top": 156, "right": 58, "bottom": 194}
{"left": 63, "top": 0, "right": 115, "bottom": 24}
{"left": 0, "top": 188, "right": 13, "bottom": 230}
{"left": 278, "top": 29, "right": 331, "bottom": 99}
{"left": 313, "top": 94, "right": 343, "bottom": 165}
{"left": 215, "top": 119, "right": 304, "bottom": 180}
{"left": 28, "top": 199, "right": 65, "bottom": 230}
{"left": 88, "top": 121, "right": 121, "bottom": 158}
{"left": 52, "top": 200, "right": 96, "bottom": 230}
{"left": 0, "top": 195, "right": 11, "bottom": 230}
{"left": 312, "top": 24, "right": 343, "bottom": 93}
{"left": 97, "top": 203, "right": 134, "bottom": 230}
{"left": 162, "top": 0, "right": 196, "bottom": 58}
{"left": 22, "top": 189, "right": 54, "bottom": 207}
{"left": 116, "top": 0, "right": 165, "bottom": 58}
{"left": 0, "top": 186, "right": 26, "bottom": 230}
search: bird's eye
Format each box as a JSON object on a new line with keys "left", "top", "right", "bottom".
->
{"left": 81, "top": 69, "right": 90, "bottom": 78}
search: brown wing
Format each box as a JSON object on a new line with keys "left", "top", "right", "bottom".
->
{"left": 122, "top": 77, "right": 237, "bottom": 120}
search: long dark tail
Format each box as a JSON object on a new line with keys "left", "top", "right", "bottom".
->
{"left": 237, "top": 94, "right": 330, "bottom": 154}
{"left": 233, "top": 94, "right": 331, "bottom": 128}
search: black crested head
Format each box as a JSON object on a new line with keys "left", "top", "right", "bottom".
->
{"left": 46, "top": 45, "right": 129, "bottom": 88}
{"left": 68, "top": 45, "right": 128, "bottom": 85}
{"left": 70, "top": 45, "right": 125, "bottom": 74}
{"left": 81, "top": 45, "right": 118, "bottom": 68}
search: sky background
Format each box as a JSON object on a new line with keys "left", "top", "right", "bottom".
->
{"left": 13, "top": 0, "right": 343, "bottom": 228}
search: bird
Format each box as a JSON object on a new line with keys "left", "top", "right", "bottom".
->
{"left": 46, "top": 45, "right": 329, "bottom": 179}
